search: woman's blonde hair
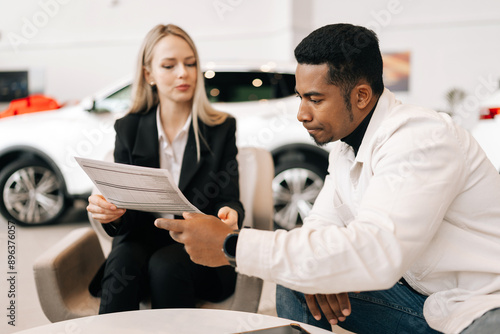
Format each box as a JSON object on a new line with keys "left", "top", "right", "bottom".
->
{"left": 129, "top": 24, "right": 227, "bottom": 160}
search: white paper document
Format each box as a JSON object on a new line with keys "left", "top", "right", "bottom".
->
{"left": 75, "top": 157, "right": 201, "bottom": 215}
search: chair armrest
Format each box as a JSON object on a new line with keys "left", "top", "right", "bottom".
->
{"left": 33, "top": 227, "right": 104, "bottom": 322}
{"left": 229, "top": 274, "right": 264, "bottom": 313}
{"left": 250, "top": 148, "right": 274, "bottom": 231}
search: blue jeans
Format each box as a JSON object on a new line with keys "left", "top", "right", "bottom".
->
{"left": 276, "top": 282, "right": 440, "bottom": 334}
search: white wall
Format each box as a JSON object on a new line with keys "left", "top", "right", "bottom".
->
{"left": 1, "top": 0, "right": 499, "bottom": 128}
{"left": 312, "top": 0, "right": 500, "bottom": 128}
{"left": 0, "top": 0, "right": 300, "bottom": 102}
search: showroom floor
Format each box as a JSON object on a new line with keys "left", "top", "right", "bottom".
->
{"left": 0, "top": 201, "right": 91, "bottom": 333}
{"left": 0, "top": 201, "right": 351, "bottom": 334}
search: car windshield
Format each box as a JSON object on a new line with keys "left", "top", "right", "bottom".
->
{"left": 95, "top": 71, "right": 296, "bottom": 113}
{"left": 204, "top": 71, "right": 296, "bottom": 102}
{"left": 94, "top": 85, "right": 132, "bottom": 113}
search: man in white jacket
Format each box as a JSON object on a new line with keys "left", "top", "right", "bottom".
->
{"left": 155, "top": 24, "right": 500, "bottom": 333}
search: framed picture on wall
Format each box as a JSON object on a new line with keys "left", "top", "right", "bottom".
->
{"left": 382, "top": 51, "right": 410, "bottom": 92}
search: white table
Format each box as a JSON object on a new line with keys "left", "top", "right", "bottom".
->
{"left": 15, "top": 309, "right": 335, "bottom": 334}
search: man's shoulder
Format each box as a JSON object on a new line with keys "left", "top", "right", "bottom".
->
{"left": 380, "top": 103, "right": 450, "bottom": 134}
{"left": 375, "top": 89, "right": 444, "bottom": 128}
{"left": 369, "top": 104, "right": 465, "bottom": 157}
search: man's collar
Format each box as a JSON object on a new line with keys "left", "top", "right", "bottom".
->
{"left": 354, "top": 89, "right": 399, "bottom": 163}
{"left": 341, "top": 101, "right": 378, "bottom": 156}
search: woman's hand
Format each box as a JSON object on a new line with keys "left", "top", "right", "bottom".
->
{"left": 87, "top": 194, "right": 126, "bottom": 224}
{"left": 217, "top": 206, "right": 238, "bottom": 230}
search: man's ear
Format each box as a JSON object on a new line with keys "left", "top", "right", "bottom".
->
{"left": 354, "top": 84, "right": 373, "bottom": 110}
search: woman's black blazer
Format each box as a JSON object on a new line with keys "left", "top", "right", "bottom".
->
{"left": 103, "top": 107, "right": 245, "bottom": 247}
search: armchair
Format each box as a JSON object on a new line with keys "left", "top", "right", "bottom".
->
{"left": 33, "top": 147, "right": 274, "bottom": 322}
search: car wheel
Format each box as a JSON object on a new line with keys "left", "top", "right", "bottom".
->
{"left": 0, "top": 159, "right": 67, "bottom": 226}
{"left": 272, "top": 161, "right": 327, "bottom": 230}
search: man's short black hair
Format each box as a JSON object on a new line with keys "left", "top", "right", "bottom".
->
{"left": 294, "top": 23, "right": 384, "bottom": 108}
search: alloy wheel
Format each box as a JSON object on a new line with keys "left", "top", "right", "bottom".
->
{"left": 2, "top": 164, "right": 65, "bottom": 225}
{"left": 273, "top": 167, "right": 324, "bottom": 230}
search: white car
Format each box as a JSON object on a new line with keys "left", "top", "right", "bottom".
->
{"left": 0, "top": 63, "right": 330, "bottom": 229}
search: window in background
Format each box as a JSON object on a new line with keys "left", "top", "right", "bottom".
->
{"left": 0, "top": 71, "right": 29, "bottom": 102}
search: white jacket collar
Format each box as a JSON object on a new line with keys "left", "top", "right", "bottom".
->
{"left": 356, "top": 88, "right": 400, "bottom": 163}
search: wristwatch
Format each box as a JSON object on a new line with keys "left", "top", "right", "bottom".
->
{"left": 222, "top": 231, "right": 239, "bottom": 267}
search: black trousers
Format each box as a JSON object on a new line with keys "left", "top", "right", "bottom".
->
{"left": 99, "top": 238, "right": 236, "bottom": 314}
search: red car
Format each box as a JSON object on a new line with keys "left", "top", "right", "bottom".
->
{"left": 0, "top": 94, "right": 62, "bottom": 119}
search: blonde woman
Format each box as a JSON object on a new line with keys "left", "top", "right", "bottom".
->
{"left": 87, "top": 24, "right": 244, "bottom": 313}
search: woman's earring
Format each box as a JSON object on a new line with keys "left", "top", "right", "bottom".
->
{"left": 150, "top": 82, "right": 155, "bottom": 87}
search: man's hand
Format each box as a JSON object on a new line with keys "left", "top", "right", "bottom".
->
{"left": 305, "top": 293, "right": 352, "bottom": 326}
{"left": 155, "top": 212, "right": 233, "bottom": 267}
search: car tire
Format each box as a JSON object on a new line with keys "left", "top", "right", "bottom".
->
{"left": 0, "top": 159, "right": 67, "bottom": 226}
{"left": 272, "top": 161, "right": 327, "bottom": 230}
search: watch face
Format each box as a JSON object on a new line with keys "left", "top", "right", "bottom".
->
{"left": 224, "top": 233, "right": 238, "bottom": 258}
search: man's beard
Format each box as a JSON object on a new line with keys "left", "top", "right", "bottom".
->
{"left": 309, "top": 132, "right": 333, "bottom": 147}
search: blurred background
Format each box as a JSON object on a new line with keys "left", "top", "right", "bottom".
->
{"left": 1, "top": 0, "right": 499, "bottom": 117}
{"left": 1, "top": 0, "right": 500, "bottom": 333}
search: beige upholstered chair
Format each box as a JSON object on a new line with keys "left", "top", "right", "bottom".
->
{"left": 33, "top": 147, "right": 274, "bottom": 322}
